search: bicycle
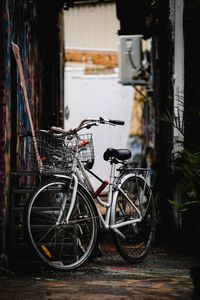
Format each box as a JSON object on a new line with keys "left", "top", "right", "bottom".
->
{"left": 26, "top": 117, "right": 156, "bottom": 271}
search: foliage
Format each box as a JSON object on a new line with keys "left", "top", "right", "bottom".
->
{"left": 159, "top": 96, "right": 184, "bottom": 136}
{"left": 160, "top": 108, "right": 184, "bottom": 136}
{"left": 160, "top": 98, "right": 200, "bottom": 213}
{"left": 171, "top": 149, "right": 200, "bottom": 201}
{"left": 168, "top": 199, "right": 198, "bottom": 213}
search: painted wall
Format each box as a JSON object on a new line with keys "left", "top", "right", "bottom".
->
{"left": 0, "top": 0, "right": 64, "bottom": 256}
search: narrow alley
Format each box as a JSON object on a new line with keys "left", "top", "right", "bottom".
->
{"left": 0, "top": 240, "right": 199, "bottom": 300}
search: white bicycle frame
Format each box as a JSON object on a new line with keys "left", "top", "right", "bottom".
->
{"left": 54, "top": 147, "right": 152, "bottom": 239}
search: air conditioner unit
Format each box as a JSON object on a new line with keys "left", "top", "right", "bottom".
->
{"left": 118, "top": 35, "right": 143, "bottom": 85}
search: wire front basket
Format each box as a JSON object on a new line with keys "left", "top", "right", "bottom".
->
{"left": 30, "top": 131, "right": 94, "bottom": 173}
{"left": 65, "top": 133, "right": 95, "bottom": 169}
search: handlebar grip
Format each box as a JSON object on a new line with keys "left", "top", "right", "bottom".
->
{"left": 109, "top": 119, "right": 125, "bottom": 126}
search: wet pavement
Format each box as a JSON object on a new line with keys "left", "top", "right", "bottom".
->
{"left": 0, "top": 239, "right": 200, "bottom": 300}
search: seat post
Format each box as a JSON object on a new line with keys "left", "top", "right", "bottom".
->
{"left": 109, "top": 160, "right": 116, "bottom": 186}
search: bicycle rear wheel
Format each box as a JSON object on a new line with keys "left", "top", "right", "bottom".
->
{"left": 112, "top": 175, "right": 156, "bottom": 263}
{"left": 26, "top": 177, "right": 99, "bottom": 271}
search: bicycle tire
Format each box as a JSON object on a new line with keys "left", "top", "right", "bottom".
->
{"left": 112, "top": 174, "right": 156, "bottom": 263}
{"left": 26, "top": 177, "right": 99, "bottom": 271}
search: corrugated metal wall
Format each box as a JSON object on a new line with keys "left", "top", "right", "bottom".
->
{"left": 64, "top": 3, "right": 119, "bottom": 50}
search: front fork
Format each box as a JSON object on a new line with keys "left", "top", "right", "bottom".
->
{"left": 56, "top": 173, "right": 78, "bottom": 225}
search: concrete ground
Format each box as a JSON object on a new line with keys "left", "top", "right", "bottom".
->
{"left": 0, "top": 238, "right": 200, "bottom": 300}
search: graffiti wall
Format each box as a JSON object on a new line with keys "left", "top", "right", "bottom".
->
{"left": 0, "top": 0, "right": 64, "bottom": 255}
{"left": 0, "top": 0, "right": 12, "bottom": 254}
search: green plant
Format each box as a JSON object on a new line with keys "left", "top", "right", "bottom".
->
{"left": 168, "top": 199, "right": 198, "bottom": 213}
{"left": 171, "top": 149, "right": 200, "bottom": 201}
{"left": 160, "top": 98, "right": 200, "bottom": 213}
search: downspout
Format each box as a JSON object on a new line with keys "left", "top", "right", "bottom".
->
{"left": 170, "top": 0, "right": 184, "bottom": 231}
{"left": 173, "top": 0, "right": 184, "bottom": 151}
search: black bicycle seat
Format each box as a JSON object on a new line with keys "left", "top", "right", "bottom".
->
{"left": 103, "top": 148, "right": 131, "bottom": 161}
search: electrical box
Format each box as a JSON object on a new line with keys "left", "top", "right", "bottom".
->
{"left": 118, "top": 35, "right": 143, "bottom": 85}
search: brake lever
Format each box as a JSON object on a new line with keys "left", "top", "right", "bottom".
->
{"left": 99, "top": 117, "right": 105, "bottom": 124}
{"left": 86, "top": 123, "right": 98, "bottom": 129}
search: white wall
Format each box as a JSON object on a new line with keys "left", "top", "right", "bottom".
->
{"left": 64, "top": 66, "right": 134, "bottom": 189}
{"left": 64, "top": 3, "right": 134, "bottom": 190}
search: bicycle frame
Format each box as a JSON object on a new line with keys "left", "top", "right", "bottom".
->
{"left": 53, "top": 150, "right": 151, "bottom": 239}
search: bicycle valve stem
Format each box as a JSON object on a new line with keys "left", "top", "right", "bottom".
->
{"left": 92, "top": 180, "right": 109, "bottom": 198}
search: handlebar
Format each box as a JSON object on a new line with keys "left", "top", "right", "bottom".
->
{"left": 51, "top": 117, "right": 125, "bottom": 135}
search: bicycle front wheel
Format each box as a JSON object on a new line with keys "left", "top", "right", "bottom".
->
{"left": 112, "top": 175, "right": 156, "bottom": 263}
{"left": 26, "top": 177, "right": 98, "bottom": 271}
